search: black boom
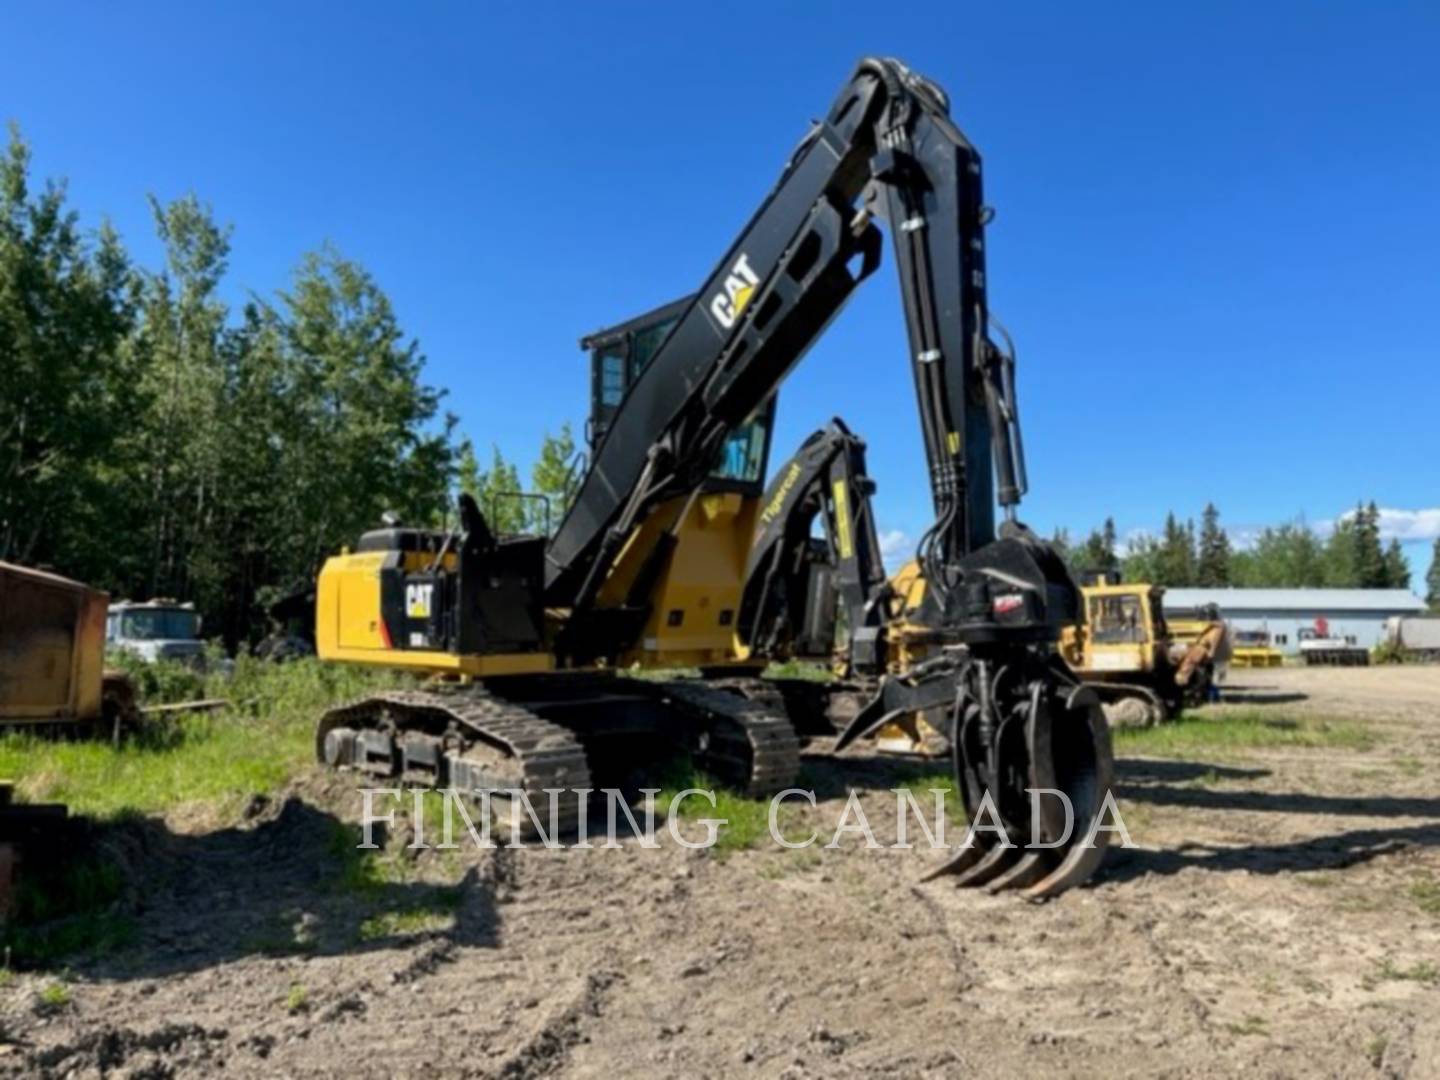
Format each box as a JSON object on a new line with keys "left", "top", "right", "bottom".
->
{"left": 542, "top": 57, "right": 1113, "bottom": 896}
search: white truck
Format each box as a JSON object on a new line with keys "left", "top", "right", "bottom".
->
{"left": 1383, "top": 615, "right": 1440, "bottom": 661}
{"left": 106, "top": 599, "right": 207, "bottom": 666}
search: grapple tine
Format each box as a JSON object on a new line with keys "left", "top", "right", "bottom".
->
{"left": 984, "top": 850, "right": 1051, "bottom": 893}
{"left": 919, "top": 842, "right": 987, "bottom": 883}
{"left": 1020, "top": 683, "right": 1115, "bottom": 900}
{"left": 1022, "top": 835, "right": 1110, "bottom": 900}
{"left": 948, "top": 842, "right": 1019, "bottom": 888}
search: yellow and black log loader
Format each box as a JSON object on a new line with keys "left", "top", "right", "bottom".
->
{"left": 314, "top": 57, "right": 1114, "bottom": 897}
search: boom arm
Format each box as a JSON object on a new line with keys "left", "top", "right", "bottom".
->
{"left": 542, "top": 58, "right": 1113, "bottom": 895}
{"left": 736, "top": 419, "right": 890, "bottom": 673}
{"left": 545, "top": 57, "right": 1023, "bottom": 620}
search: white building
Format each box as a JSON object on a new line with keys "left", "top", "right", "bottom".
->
{"left": 1162, "top": 588, "right": 1427, "bottom": 655}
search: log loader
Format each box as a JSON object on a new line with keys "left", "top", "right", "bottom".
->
{"left": 314, "top": 57, "right": 1114, "bottom": 897}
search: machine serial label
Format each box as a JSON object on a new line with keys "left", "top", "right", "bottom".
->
{"left": 708, "top": 253, "right": 760, "bottom": 330}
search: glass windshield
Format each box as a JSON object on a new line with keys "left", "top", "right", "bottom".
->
{"left": 631, "top": 318, "right": 678, "bottom": 379}
{"left": 120, "top": 610, "right": 200, "bottom": 641}
{"left": 712, "top": 417, "right": 770, "bottom": 485}
{"left": 1089, "top": 595, "right": 1144, "bottom": 644}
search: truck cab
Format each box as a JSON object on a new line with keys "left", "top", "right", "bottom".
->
{"left": 106, "top": 600, "right": 206, "bottom": 665}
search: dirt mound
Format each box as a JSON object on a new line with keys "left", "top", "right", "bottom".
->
{"left": 22, "top": 1022, "right": 229, "bottom": 1079}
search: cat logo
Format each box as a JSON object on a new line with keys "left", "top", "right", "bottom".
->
{"left": 708, "top": 253, "right": 760, "bottom": 330}
{"left": 406, "top": 582, "right": 434, "bottom": 619}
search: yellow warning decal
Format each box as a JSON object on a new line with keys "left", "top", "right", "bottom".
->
{"left": 833, "top": 480, "right": 854, "bottom": 560}
{"left": 946, "top": 431, "right": 961, "bottom": 455}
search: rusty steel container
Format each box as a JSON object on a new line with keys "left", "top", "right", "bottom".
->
{"left": 0, "top": 561, "right": 109, "bottom": 727}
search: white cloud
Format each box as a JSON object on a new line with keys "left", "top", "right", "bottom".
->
{"left": 1225, "top": 525, "right": 1265, "bottom": 552}
{"left": 1337, "top": 506, "right": 1440, "bottom": 543}
{"left": 878, "top": 529, "right": 913, "bottom": 562}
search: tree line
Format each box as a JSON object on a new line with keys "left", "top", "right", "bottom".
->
{"left": 0, "top": 128, "right": 572, "bottom": 646}
{"left": 8, "top": 126, "right": 1435, "bottom": 649}
{"left": 1053, "top": 502, "right": 1437, "bottom": 604}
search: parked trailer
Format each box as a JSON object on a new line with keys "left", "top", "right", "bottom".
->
{"left": 1384, "top": 615, "right": 1440, "bottom": 662}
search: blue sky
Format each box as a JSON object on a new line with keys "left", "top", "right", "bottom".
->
{"left": 5, "top": 3, "right": 1437, "bottom": 583}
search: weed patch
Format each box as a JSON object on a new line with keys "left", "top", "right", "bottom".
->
{"left": 285, "top": 983, "right": 309, "bottom": 1014}
{"left": 1373, "top": 958, "right": 1439, "bottom": 985}
{"left": 1409, "top": 877, "right": 1440, "bottom": 917}
{"left": 1, "top": 844, "right": 134, "bottom": 968}
{"left": 1225, "top": 1014, "right": 1269, "bottom": 1037}
{"left": 359, "top": 907, "right": 456, "bottom": 941}
{"left": 37, "top": 982, "right": 72, "bottom": 1011}
{"left": 651, "top": 759, "right": 779, "bottom": 856}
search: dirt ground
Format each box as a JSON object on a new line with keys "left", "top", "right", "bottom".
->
{"left": 5, "top": 666, "right": 1439, "bottom": 1078}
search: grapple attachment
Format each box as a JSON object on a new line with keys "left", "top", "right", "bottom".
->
{"left": 938, "top": 657, "right": 1113, "bottom": 898}
{"left": 839, "top": 654, "right": 1114, "bottom": 898}
{"left": 838, "top": 534, "right": 1116, "bottom": 898}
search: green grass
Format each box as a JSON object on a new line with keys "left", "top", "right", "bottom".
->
{"left": 653, "top": 764, "right": 776, "bottom": 855}
{"left": 1, "top": 850, "right": 135, "bottom": 967}
{"left": 38, "top": 982, "right": 72, "bottom": 1010}
{"left": 327, "top": 816, "right": 464, "bottom": 944}
{"left": 897, "top": 771, "right": 970, "bottom": 826}
{"left": 1225, "top": 1014, "right": 1269, "bottom": 1037}
{"left": 762, "top": 659, "right": 835, "bottom": 682}
{"left": 1113, "top": 708, "right": 1373, "bottom": 757}
{"left": 0, "top": 659, "right": 403, "bottom": 967}
{"left": 0, "top": 658, "right": 403, "bottom": 819}
{"left": 1409, "top": 877, "right": 1440, "bottom": 917}
{"left": 358, "top": 907, "right": 456, "bottom": 941}
{"left": 1374, "top": 958, "right": 1439, "bottom": 985}
{"left": 285, "top": 983, "right": 309, "bottom": 1014}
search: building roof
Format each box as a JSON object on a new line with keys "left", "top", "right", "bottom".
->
{"left": 1162, "top": 587, "right": 1427, "bottom": 613}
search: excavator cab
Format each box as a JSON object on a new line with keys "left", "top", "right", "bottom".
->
{"left": 571, "top": 297, "right": 779, "bottom": 667}
{"left": 583, "top": 296, "right": 776, "bottom": 490}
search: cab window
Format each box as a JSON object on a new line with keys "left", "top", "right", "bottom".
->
{"left": 1089, "top": 594, "right": 1144, "bottom": 644}
{"left": 631, "top": 318, "right": 677, "bottom": 379}
{"left": 711, "top": 415, "right": 770, "bottom": 485}
{"left": 598, "top": 348, "right": 625, "bottom": 407}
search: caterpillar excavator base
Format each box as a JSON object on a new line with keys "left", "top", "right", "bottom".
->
{"left": 315, "top": 673, "right": 804, "bottom": 828}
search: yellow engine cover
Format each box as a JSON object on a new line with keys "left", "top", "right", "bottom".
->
{"left": 315, "top": 549, "right": 552, "bottom": 678}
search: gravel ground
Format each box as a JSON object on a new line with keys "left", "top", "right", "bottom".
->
{"left": 4, "top": 666, "right": 1438, "bottom": 1078}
